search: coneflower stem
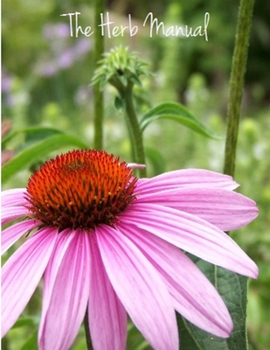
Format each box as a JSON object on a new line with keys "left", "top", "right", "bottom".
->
{"left": 119, "top": 82, "right": 147, "bottom": 178}
{"left": 84, "top": 309, "right": 93, "bottom": 350}
{"left": 223, "top": 0, "right": 255, "bottom": 176}
{"left": 93, "top": 0, "right": 104, "bottom": 150}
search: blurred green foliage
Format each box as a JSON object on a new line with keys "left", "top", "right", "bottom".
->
{"left": 2, "top": 0, "right": 270, "bottom": 349}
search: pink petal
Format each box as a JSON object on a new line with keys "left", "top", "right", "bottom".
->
{"left": 2, "top": 219, "right": 40, "bottom": 255}
{"left": 127, "top": 163, "right": 146, "bottom": 169}
{"left": 136, "top": 169, "right": 238, "bottom": 195}
{"left": 137, "top": 187, "right": 258, "bottom": 231}
{"left": 38, "top": 229, "right": 75, "bottom": 317}
{"left": 1, "top": 188, "right": 28, "bottom": 207}
{"left": 96, "top": 224, "right": 179, "bottom": 350}
{"left": 120, "top": 223, "right": 233, "bottom": 337}
{"left": 122, "top": 203, "right": 258, "bottom": 278}
{"left": 38, "top": 229, "right": 91, "bottom": 350}
{"left": 88, "top": 233, "right": 127, "bottom": 350}
{"left": 1, "top": 206, "right": 30, "bottom": 226}
{"left": 1, "top": 227, "right": 58, "bottom": 337}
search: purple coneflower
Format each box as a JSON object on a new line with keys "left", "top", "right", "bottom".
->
{"left": 1, "top": 149, "right": 258, "bottom": 350}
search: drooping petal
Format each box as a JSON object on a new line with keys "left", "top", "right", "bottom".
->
{"left": 1, "top": 206, "right": 30, "bottom": 226}
{"left": 38, "top": 229, "right": 91, "bottom": 350}
{"left": 2, "top": 219, "right": 40, "bottom": 255}
{"left": 96, "top": 224, "right": 179, "bottom": 350}
{"left": 1, "top": 227, "right": 58, "bottom": 337}
{"left": 120, "top": 223, "right": 233, "bottom": 337}
{"left": 136, "top": 169, "right": 239, "bottom": 195}
{"left": 137, "top": 187, "right": 258, "bottom": 231}
{"left": 1, "top": 188, "right": 28, "bottom": 207}
{"left": 38, "top": 229, "right": 75, "bottom": 319}
{"left": 122, "top": 203, "right": 258, "bottom": 278}
{"left": 88, "top": 233, "right": 127, "bottom": 350}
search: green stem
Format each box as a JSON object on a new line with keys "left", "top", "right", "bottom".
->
{"left": 223, "top": 0, "right": 255, "bottom": 176}
{"left": 84, "top": 310, "right": 93, "bottom": 350}
{"left": 120, "top": 82, "right": 147, "bottom": 177}
{"left": 93, "top": 0, "right": 104, "bottom": 150}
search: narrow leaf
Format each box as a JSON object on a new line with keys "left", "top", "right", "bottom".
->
{"left": 115, "top": 96, "right": 125, "bottom": 110}
{"left": 2, "top": 134, "right": 88, "bottom": 184}
{"left": 140, "top": 102, "right": 222, "bottom": 139}
{"left": 145, "top": 146, "right": 166, "bottom": 175}
{"left": 1, "top": 126, "right": 63, "bottom": 149}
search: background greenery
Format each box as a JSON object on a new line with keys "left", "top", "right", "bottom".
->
{"left": 2, "top": 0, "right": 270, "bottom": 349}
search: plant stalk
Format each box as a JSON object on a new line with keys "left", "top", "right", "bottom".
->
{"left": 93, "top": 0, "right": 104, "bottom": 149}
{"left": 84, "top": 310, "right": 93, "bottom": 350}
{"left": 120, "top": 82, "right": 147, "bottom": 177}
{"left": 223, "top": 0, "right": 255, "bottom": 176}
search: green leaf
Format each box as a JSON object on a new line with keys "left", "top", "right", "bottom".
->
{"left": 115, "top": 96, "right": 125, "bottom": 110}
{"left": 140, "top": 102, "right": 222, "bottom": 139}
{"left": 1, "top": 126, "right": 63, "bottom": 150}
{"left": 178, "top": 256, "right": 249, "bottom": 350}
{"left": 127, "top": 322, "right": 151, "bottom": 350}
{"left": 21, "top": 330, "right": 38, "bottom": 350}
{"left": 2, "top": 134, "right": 89, "bottom": 184}
{"left": 12, "top": 317, "right": 37, "bottom": 329}
{"left": 145, "top": 146, "right": 166, "bottom": 175}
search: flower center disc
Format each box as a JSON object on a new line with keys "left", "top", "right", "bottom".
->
{"left": 26, "top": 150, "right": 137, "bottom": 231}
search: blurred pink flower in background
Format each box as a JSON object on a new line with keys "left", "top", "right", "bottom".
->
{"left": 35, "top": 23, "right": 92, "bottom": 77}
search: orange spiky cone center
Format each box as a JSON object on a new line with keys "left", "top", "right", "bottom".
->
{"left": 26, "top": 150, "right": 137, "bottom": 231}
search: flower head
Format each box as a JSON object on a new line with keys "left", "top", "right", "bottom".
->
{"left": 92, "top": 46, "right": 150, "bottom": 91}
{"left": 25, "top": 150, "right": 137, "bottom": 230}
{"left": 1, "top": 149, "right": 258, "bottom": 350}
